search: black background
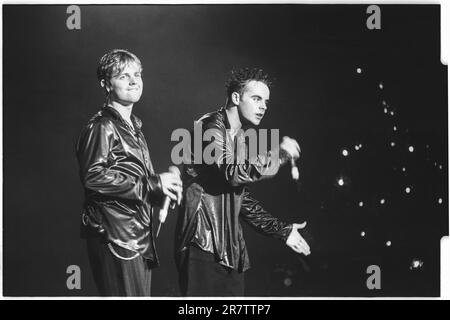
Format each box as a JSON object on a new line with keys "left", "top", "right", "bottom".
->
{"left": 3, "top": 4, "right": 447, "bottom": 296}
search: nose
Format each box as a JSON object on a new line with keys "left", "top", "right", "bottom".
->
{"left": 260, "top": 101, "right": 267, "bottom": 111}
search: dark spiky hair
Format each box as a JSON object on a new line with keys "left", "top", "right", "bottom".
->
{"left": 225, "top": 68, "right": 272, "bottom": 99}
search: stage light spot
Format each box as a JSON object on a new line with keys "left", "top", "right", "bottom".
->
{"left": 379, "top": 82, "right": 384, "bottom": 89}
{"left": 402, "top": 167, "right": 406, "bottom": 172}
{"left": 361, "top": 231, "right": 366, "bottom": 237}
{"left": 380, "top": 199, "right": 385, "bottom": 204}
{"left": 386, "top": 241, "right": 392, "bottom": 247}
{"left": 338, "top": 178, "right": 344, "bottom": 186}
{"left": 342, "top": 149, "right": 349, "bottom": 156}
{"left": 382, "top": 100, "right": 386, "bottom": 106}
{"left": 409, "top": 259, "right": 424, "bottom": 270}
{"left": 408, "top": 146, "right": 414, "bottom": 152}
{"left": 283, "top": 277, "right": 292, "bottom": 287}
{"left": 390, "top": 142, "right": 396, "bottom": 147}
{"left": 393, "top": 126, "right": 397, "bottom": 131}
{"left": 359, "top": 201, "right": 364, "bottom": 207}
{"left": 356, "top": 68, "right": 362, "bottom": 74}
{"left": 405, "top": 187, "right": 411, "bottom": 194}
{"left": 390, "top": 111, "right": 395, "bottom": 116}
{"left": 384, "top": 108, "right": 388, "bottom": 114}
{"left": 439, "top": 165, "right": 443, "bottom": 170}
{"left": 438, "top": 198, "right": 443, "bottom": 204}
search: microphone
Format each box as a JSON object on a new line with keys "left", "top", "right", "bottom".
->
{"left": 156, "top": 166, "right": 180, "bottom": 238}
{"left": 291, "top": 157, "right": 301, "bottom": 193}
{"left": 291, "top": 158, "right": 299, "bottom": 181}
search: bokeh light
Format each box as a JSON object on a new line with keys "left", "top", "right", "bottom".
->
{"left": 283, "top": 277, "right": 293, "bottom": 287}
{"left": 409, "top": 259, "right": 424, "bottom": 270}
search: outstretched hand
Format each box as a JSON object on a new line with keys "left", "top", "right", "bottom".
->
{"left": 286, "top": 222, "right": 311, "bottom": 256}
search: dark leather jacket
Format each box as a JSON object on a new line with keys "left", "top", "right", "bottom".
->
{"left": 175, "top": 108, "right": 293, "bottom": 272}
{"left": 76, "top": 105, "right": 164, "bottom": 264}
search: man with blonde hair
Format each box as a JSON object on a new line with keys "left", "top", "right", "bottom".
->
{"left": 76, "top": 49, "right": 182, "bottom": 296}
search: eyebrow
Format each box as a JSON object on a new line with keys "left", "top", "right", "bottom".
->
{"left": 115, "top": 70, "right": 142, "bottom": 77}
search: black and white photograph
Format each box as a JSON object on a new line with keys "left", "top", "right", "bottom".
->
{"left": 1, "top": 2, "right": 449, "bottom": 299}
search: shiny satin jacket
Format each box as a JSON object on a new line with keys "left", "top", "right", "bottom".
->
{"left": 76, "top": 106, "right": 164, "bottom": 263}
{"left": 175, "top": 108, "right": 293, "bottom": 272}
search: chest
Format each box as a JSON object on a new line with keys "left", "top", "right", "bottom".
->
{"left": 111, "top": 124, "right": 154, "bottom": 174}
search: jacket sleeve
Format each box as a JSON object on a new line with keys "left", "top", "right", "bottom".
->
{"left": 203, "top": 119, "right": 290, "bottom": 187}
{"left": 76, "top": 120, "right": 163, "bottom": 202}
{"left": 239, "top": 187, "right": 292, "bottom": 241}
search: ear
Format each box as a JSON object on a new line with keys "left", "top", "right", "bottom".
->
{"left": 231, "top": 91, "right": 240, "bottom": 105}
{"left": 100, "top": 79, "right": 111, "bottom": 92}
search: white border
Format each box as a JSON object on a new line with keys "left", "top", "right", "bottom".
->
{"left": 0, "top": 0, "right": 448, "bottom": 300}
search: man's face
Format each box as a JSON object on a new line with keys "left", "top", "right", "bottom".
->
{"left": 237, "top": 80, "right": 270, "bottom": 126}
{"left": 108, "top": 61, "right": 143, "bottom": 106}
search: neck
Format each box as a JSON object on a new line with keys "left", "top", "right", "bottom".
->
{"left": 225, "top": 105, "right": 242, "bottom": 132}
{"left": 108, "top": 99, "right": 133, "bottom": 124}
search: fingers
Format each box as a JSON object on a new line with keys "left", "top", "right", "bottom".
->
{"left": 281, "top": 136, "right": 301, "bottom": 160}
{"left": 163, "top": 189, "right": 178, "bottom": 202}
{"left": 165, "top": 184, "right": 182, "bottom": 204}
{"left": 295, "top": 237, "right": 311, "bottom": 255}
{"left": 290, "top": 245, "right": 305, "bottom": 255}
{"left": 298, "top": 236, "right": 311, "bottom": 255}
{"left": 286, "top": 226, "right": 311, "bottom": 256}
{"left": 159, "top": 171, "right": 183, "bottom": 206}
{"left": 166, "top": 175, "right": 182, "bottom": 187}
{"left": 295, "top": 142, "right": 301, "bottom": 154}
{"left": 290, "top": 240, "right": 310, "bottom": 256}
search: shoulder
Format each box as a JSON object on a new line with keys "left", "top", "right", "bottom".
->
{"left": 88, "top": 109, "right": 116, "bottom": 128}
{"left": 80, "top": 109, "right": 117, "bottom": 139}
{"left": 197, "top": 109, "right": 226, "bottom": 131}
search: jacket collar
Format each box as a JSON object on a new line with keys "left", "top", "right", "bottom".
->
{"left": 102, "top": 104, "right": 143, "bottom": 132}
{"left": 219, "top": 107, "right": 231, "bottom": 130}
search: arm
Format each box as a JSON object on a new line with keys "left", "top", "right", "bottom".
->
{"left": 203, "top": 120, "right": 289, "bottom": 187}
{"left": 240, "top": 188, "right": 311, "bottom": 255}
{"left": 239, "top": 187, "right": 292, "bottom": 241}
{"left": 76, "top": 120, "right": 163, "bottom": 202}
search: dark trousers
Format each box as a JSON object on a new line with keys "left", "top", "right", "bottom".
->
{"left": 178, "top": 245, "right": 244, "bottom": 297}
{"left": 86, "top": 235, "right": 152, "bottom": 296}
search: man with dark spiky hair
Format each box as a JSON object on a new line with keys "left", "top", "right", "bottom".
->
{"left": 76, "top": 49, "right": 182, "bottom": 296}
{"left": 175, "top": 68, "right": 310, "bottom": 296}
